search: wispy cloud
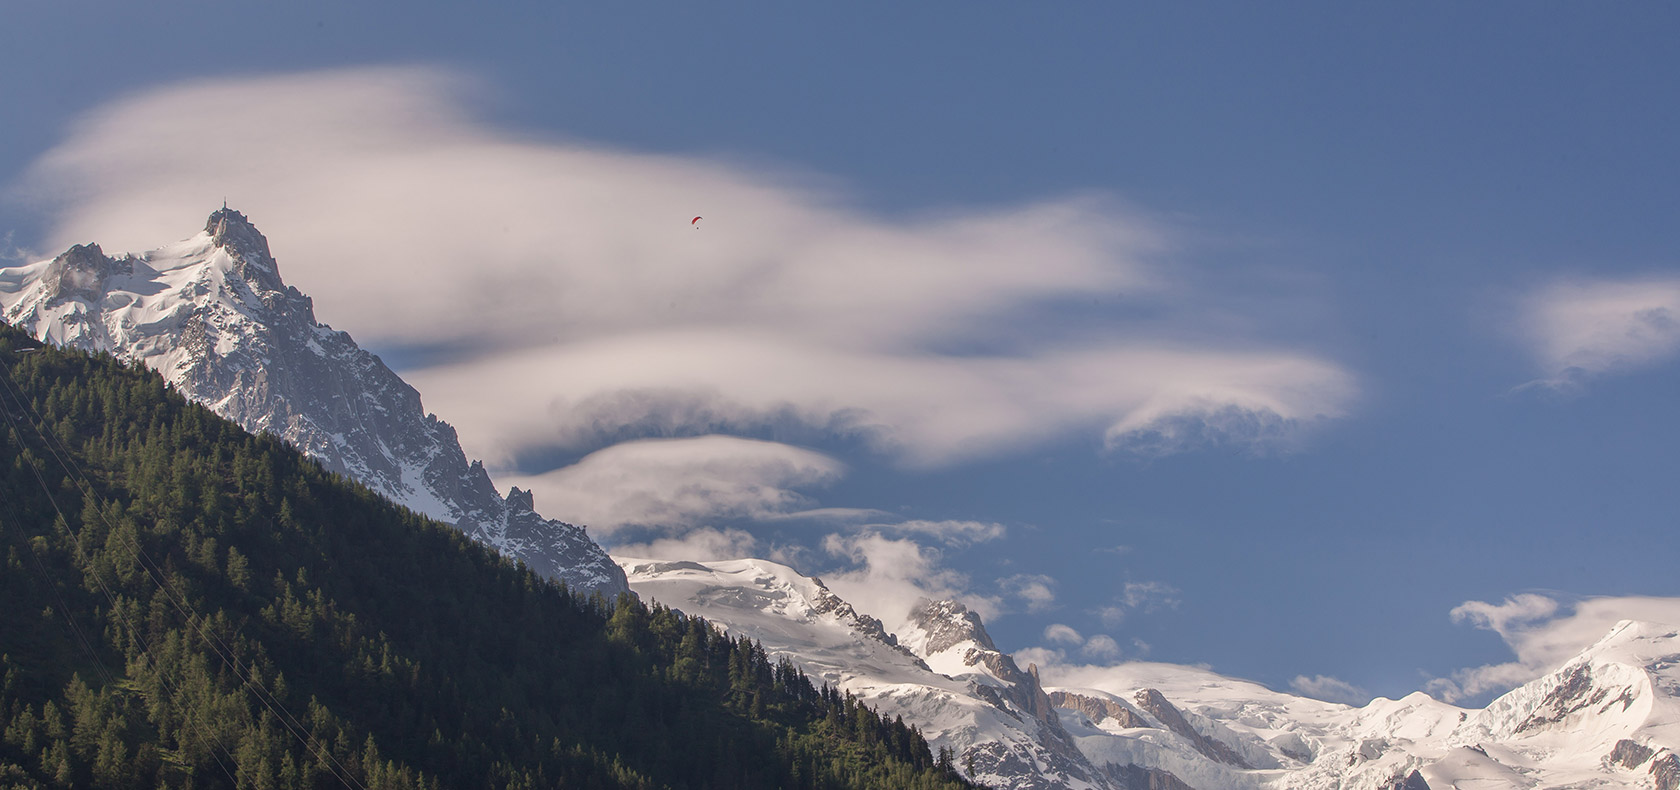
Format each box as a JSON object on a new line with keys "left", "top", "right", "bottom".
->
{"left": 1426, "top": 593, "right": 1680, "bottom": 703}
{"left": 866, "top": 519, "right": 1008, "bottom": 547}
{"left": 818, "top": 532, "right": 1001, "bottom": 634}
{"left": 15, "top": 66, "right": 1357, "bottom": 474}
{"left": 502, "top": 435, "right": 844, "bottom": 536}
{"left": 1518, "top": 276, "right": 1680, "bottom": 390}
{"left": 1014, "top": 629, "right": 1136, "bottom": 669}
{"left": 1095, "top": 580, "right": 1181, "bottom": 627}
{"left": 610, "top": 526, "right": 763, "bottom": 563}
{"left": 1289, "top": 674, "right": 1368, "bottom": 705}
{"left": 1001, "top": 573, "right": 1058, "bottom": 613}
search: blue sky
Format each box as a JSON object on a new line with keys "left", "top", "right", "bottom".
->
{"left": 4, "top": 3, "right": 1678, "bottom": 705}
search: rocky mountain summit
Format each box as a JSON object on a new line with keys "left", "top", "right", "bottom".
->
{"left": 0, "top": 208, "right": 626, "bottom": 596}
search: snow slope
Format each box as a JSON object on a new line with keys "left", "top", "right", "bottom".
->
{"left": 623, "top": 554, "right": 1680, "bottom": 790}
{"left": 1050, "top": 620, "right": 1680, "bottom": 790}
{"left": 619, "top": 556, "right": 1115, "bottom": 790}
{"left": 0, "top": 208, "right": 626, "bottom": 595}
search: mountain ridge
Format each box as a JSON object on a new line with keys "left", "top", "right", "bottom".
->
{"left": 624, "top": 555, "right": 1680, "bottom": 790}
{"left": 0, "top": 208, "right": 626, "bottom": 595}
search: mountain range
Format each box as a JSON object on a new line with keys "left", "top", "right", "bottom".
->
{"left": 4, "top": 208, "right": 1675, "bottom": 789}
{"left": 622, "top": 556, "right": 1680, "bottom": 790}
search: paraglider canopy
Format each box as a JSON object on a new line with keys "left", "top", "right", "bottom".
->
{"left": 691, "top": 216, "right": 702, "bottom": 229}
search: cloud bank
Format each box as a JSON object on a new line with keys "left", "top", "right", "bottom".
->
{"left": 1520, "top": 276, "right": 1680, "bottom": 389}
{"left": 15, "top": 65, "right": 1357, "bottom": 484}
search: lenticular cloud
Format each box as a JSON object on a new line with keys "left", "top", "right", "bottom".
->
{"left": 15, "top": 65, "right": 1357, "bottom": 474}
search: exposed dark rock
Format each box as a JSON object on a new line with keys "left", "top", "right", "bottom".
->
{"left": 1102, "top": 762, "right": 1197, "bottom": 790}
{"left": 1653, "top": 753, "right": 1679, "bottom": 790}
{"left": 908, "top": 598, "right": 999, "bottom": 654}
{"left": 1610, "top": 739, "right": 1654, "bottom": 769}
{"left": 1515, "top": 663, "right": 1614, "bottom": 733}
{"left": 1377, "top": 769, "right": 1430, "bottom": 790}
{"left": 41, "top": 243, "right": 132, "bottom": 307}
{"left": 1049, "top": 690, "right": 1152, "bottom": 729}
{"left": 1134, "top": 688, "right": 1251, "bottom": 768}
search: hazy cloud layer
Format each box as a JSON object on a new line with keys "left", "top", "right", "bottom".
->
{"left": 1289, "top": 674, "right": 1369, "bottom": 706}
{"left": 1427, "top": 593, "right": 1680, "bottom": 703}
{"left": 610, "top": 527, "right": 764, "bottom": 563}
{"left": 1520, "top": 276, "right": 1680, "bottom": 389}
{"left": 504, "top": 435, "right": 844, "bottom": 536}
{"left": 16, "top": 66, "right": 1357, "bottom": 473}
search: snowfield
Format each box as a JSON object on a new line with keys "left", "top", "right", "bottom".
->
{"left": 624, "top": 556, "right": 1680, "bottom": 790}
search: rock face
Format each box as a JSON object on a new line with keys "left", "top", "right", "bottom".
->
{"left": 0, "top": 208, "right": 626, "bottom": 596}
{"left": 900, "top": 598, "right": 1110, "bottom": 788}
{"left": 1049, "top": 690, "right": 1152, "bottom": 730}
{"left": 1131, "top": 688, "right": 1251, "bottom": 768}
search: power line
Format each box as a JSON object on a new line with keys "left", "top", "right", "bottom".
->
{"left": 0, "top": 350, "right": 370, "bottom": 789}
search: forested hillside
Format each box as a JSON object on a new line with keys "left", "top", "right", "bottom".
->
{"left": 0, "top": 323, "right": 976, "bottom": 790}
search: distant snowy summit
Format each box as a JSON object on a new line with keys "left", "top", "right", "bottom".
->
{"left": 622, "top": 555, "right": 1680, "bottom": 790}
{"left": 0, "top": 208, "right": 627, "bottom": 596}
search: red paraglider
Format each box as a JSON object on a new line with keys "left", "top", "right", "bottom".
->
{"left": 691, "top": 216, "right": 703, "bottom": 229}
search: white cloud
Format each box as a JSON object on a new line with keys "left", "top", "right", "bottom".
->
{"left": 818, "top": 532, "right": 1000, "bottom": 635}
{"left": 1520, "top": 276, "right": 1680, "bottom": 389}
{"left": 1427, "top": 594, "right": 1680, "bottom": 703}
{"left": 1013, "top": 646, "right": 1068, "bottom": 671}
{"left": 15, "top": 66, "right": 1357, "bottom": 472}
{"left": 1044, "top": 624, "right": 1084, "bottom": 645}
{"left": 1289, "top": 674, "right": 1368, "bottom": 705}
{"left": 1121, "top": 580, "right": 1181, "bottom": 610}
{"left": 1001, "top": 574, "right": 1058, "bottom": 613}
{"left": 609, "top": 527, "right": 762, "bottom": 562}
{"left": 1081, "top": 635, "right": 1123, "bottom": 661}
{"left": 1092, "top": 580, "right": 1179, "bottom": 628}
{"left": 503, "top": 435, "right": 844, "bottom": 535}
{"left": 872, "top": 519, "right": 1008, "bottom": 546}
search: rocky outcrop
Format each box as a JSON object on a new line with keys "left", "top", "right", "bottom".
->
{"left": 1133, "top": 688, "right": 1250, "bottom": 768}
{"left": 1610, "top": 738, "right": 1654, "bottom": 769}
{"left": 40, "top": 244, "right": 133, "bottom": 307}
{"left": 1654, "top": 753, "right": 1680, "bottom": 790}
{"left": 1378, "top": 769, "right": 1431, "bottom": 790}
{"left": 904, "top": 598, "right": 1110, "bottom": 788}
{"left": 1049, "top": 690, "right": 1152, "bottom": 729}
{"left": 1102, "top": 763, "right": 1196, "bottom": 790}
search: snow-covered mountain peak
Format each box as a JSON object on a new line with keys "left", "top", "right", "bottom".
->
{"left": 621, "top": 556, "right": 1113, "bottom": 789}
{"left": 617, "top": 557, "right": 906, "bottom": 651}
{"left": 206, "top": 204, "right": 262, "bottom": 243}
{"left": 903, "top": 598, "right": 998, "bottom": 657}
{"left": 1462, "top": 618, "right": 1680, "bottom": 752}
{"left": 0, "top": 208, "right": 626, "bottom": 596}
